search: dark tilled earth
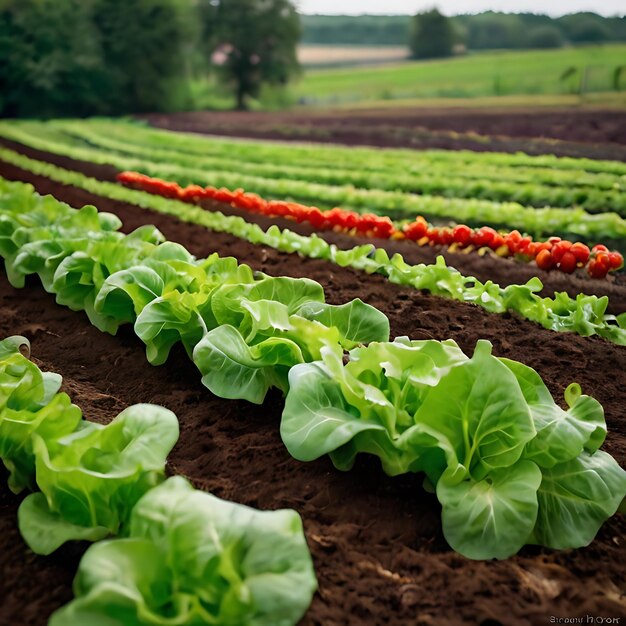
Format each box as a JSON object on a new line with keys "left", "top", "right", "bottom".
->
{"left": 0, "top": 147, "right": 625, "bottom": 624}
{"left": 139, "top": 108, "right": 626, "bottom": 161}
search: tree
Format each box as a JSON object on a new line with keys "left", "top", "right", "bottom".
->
{"left": 0, "top": 0, "right": 195, "bottom": 118}
{"left": 529, "top": 25, "right": 564, "bottom": 49}
{"left": 202, "top": 0, "right": 301, "bottom": 110}
{"left": 0, "top": 0, "right": 102, "bottom": 117}
{"left": 410, "top": 9, "right": 454, "bottom": 60}
{"left": 91, "top": 0, "right": 192, "bottom": 114}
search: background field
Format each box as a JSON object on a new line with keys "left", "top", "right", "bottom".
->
{"left": 293, "top": 44, "right": 626, "bottom": 106}
{"left": 297, "top": 45, "right": 409, "bottom": 68}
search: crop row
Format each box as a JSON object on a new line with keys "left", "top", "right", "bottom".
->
{"left": 119, "top": 170, "right": 624, "bottom": 279}
{"left": 2, "top": 123, "right": 625, "bottom": 243}
{"left": 48, "top": 121, "right": 626, "bottom": 212}
{"left": 56, "top": 119, "right": 626, "bottom": 181}
{"left": 1, "top": 177, "right": 624, "bottom": 562}
{"left": 1, "top": 149, "right": 624, "bottom": 345}
{"left": 0, "top": 335, "right": 317, "bottom": 625}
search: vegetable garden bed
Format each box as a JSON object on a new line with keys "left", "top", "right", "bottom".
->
{"left": 0, "top": 122, "right": 625, "bottom": 626}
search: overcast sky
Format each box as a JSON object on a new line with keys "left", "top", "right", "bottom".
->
{"left": 296, "top": 0, "right": 625, "bottom": 17}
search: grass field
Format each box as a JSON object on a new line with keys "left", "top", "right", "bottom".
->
{"left": 293, "top": 45, "right": 626, "bottom": 106}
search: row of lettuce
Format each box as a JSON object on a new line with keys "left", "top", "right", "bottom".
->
{"left": 2, "top": 149, "right": 624, "bottom": 346}
{"left": 1, "top": 177, "right": 625, "bottom": 569}
{"left": 2, "top": 122, "right": 626, "bottom": 243}
{"left": 118, "top": 170, "right": 624, "bottom": 279}
{"left": 15, "top": 118, "right": 626, "bottom": 196}
{"left": 0, "top": 335, "right": 317, "bottom": 625}
{"left": 29, "top": 120, "right": 626, "bottom": 213}
{"left": 64, "top": 119, "right": 626, "bottom": 178}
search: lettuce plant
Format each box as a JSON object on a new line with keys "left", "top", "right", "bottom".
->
{"left": 193, "top": 276, "right": 390, "bottom": 402}
{"left": 0, "top": 335, "right": 82, "bottom": 493}
{"left": 49, "top": 476, "right": 318, "bottom": 626}
{"left": 18, "top": 403, "right": 179, "bottom": 555}
{"left": 281, "top": 338, "right": 626, "bottom": 559}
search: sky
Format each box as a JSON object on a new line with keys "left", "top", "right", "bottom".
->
{"left": 296, "top": 0, "right": 626, "bottom": 17}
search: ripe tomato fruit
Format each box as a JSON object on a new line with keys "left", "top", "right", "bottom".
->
{"left": 569, "top": 242, "right": 590, "bottom": 265}
{"left": 535, "top": 248, "right": 554, "bottom": 270}
{"left": 551, "top": 240, "right": 572, "bottom": 264}
{"left": 587, "top": 259, "right": 609, "bottom": 279}
{"left": 608, "top": 252, "right": 624, "bottom": 270}
{"left": 559, "top": 251, "right": 577, "bottom": 274}
{"left": 452, "top": 224, "right": 472, "bottom": 246}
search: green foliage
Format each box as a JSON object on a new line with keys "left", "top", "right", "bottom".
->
{"left": 49, "top": 476, "right": 317, "bottom": 626}
{"left": 301, "top": 15, "right": 411, "bottom": 45}
{"left": 0, "top": 335, "right": 82, "bottom": 493}
{"left": 202, "top": 0, "right": 301, "bottom": 109}
{"left": 0, "top": 0, "right": 102, "bottom": 117}
{"left": 410, "top": 9, "right": 454, "bottom": 60}
{"left": 529, "top": 26, "right": 564, "bottom": 49}
{"left": 301, "top": 12, "right": 626, "bottom": 49}
{"left": 89, "top": 0, "right": 193, "bottom": 114}
{"left": 18, "top": 404, "right": 179, "bottom": 555}
{"left": 0, "top": 0, "right": 192, "bottom": 117}
{"left": 281, "top": 338, "right": 626, "bottom": 559}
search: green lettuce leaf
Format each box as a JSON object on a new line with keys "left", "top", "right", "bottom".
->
{"left": 49, "top": 476, "right": 317, "bottom": 626}
{"left": 531, "top": 450, "right": 626, "bottom": 550}
{"left": 437, "top": 460, "right": 542, "bottom": 560}
{"left": 18, "top": 404, "right": 179, "bottom": 554}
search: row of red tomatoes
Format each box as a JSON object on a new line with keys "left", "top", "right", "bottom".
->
{"left": 117, "top": 172, "right": 396, "bottom": 238}
{"left": 117, "top": 172, "right": 623, "bottom": 280}
{"left": 403, "top": 218, "right": 623, "bottom": 279}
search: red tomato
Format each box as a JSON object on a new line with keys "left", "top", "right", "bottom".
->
{"left": 559, "top": 251, "right": 577, "bottom": 274}
{"left": 427, "top": 228, "right": 440, "bottom": 244}
{"left": 608, "top": 252, "right": 624, "bottom": 270}
{"left": 506, "top": 230, "right": 523, "bottom": 245}
{"left": 569, "top": 242, "right": 590, "bottom": 265}
{"left": 587, "top": 259, "right": 609, "bottom": 279}
{"left": 536, "top": 249, "right": 554, "bottom": 270}
{"left": 491, "top": 233, "right": 506, "bottom": 250}
{"left": 452, "top": 224, "right": 472, "bottom": 246}
{"left": 551, "top": 240, "right": 572, "bottom": 264}
{"left": 404, "top": 218, "right": 428, "bottom": 241}
{"left": 592, "top": 244, "right": 609, "bottom": 253}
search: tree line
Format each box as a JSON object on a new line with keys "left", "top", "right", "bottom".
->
{"left": 303, "top": 12, "right": 626, "bottom": 52}
{"left": 1, "top": 1, "right": 624, "bottom": 117}
{"left": 0, "top": 0, "right": 300, "bottom": 117}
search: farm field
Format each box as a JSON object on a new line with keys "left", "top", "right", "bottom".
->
{"left": 297, "top": 44, "right": 409, "bottom": 67}
{"left": 293, "top": 45, "right": 626, "bottom": 105}
{"left": 141, "top": 105, "right": 626, "bottom": 161}
{"left": 0, "top": 117, "right": 625, "bottom": 626}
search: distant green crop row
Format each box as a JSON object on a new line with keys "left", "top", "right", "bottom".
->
{"left": 2, "top": 146, "right": 624, "bottom": 345}
{"left": 57, "top": 120, "right": 626, "bottom": 191}
{"left": 60, "top": 118, "right": 626, "bottom": 177}
{"left": 2, "top": 123, "right": 625, "bottom": 243}
{"left": 48, "top": 121, "right": 626, "bottom": 213}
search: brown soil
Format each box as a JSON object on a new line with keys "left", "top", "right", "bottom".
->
{"left": 1, "top": 154, "right": 626, "bottom": 625}
{"left": 138, "top": 108, "right": 626, "bottom": 161}
{"left": 1, "top": 137, "right": 624, "bottom": 313}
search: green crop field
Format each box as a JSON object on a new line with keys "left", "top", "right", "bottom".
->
{"left": 293, "top": 44, "right": 626, "bottom": 106}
